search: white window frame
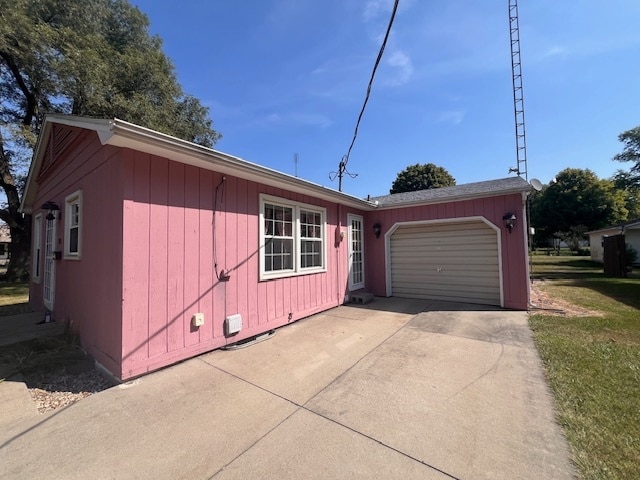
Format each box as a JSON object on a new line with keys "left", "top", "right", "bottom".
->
{"left": 64, "top": 190, "right": 82, "bottom": 259}
{"left": 32, "top": 213, "right": 43, "bottom": 283}
{"left": 259, "top": 194, "right": 327, "bottom": 280}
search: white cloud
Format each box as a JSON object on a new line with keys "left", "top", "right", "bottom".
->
{"left": 363, "top": 0, "right": 414, "bottom": 22}
{"left": 436, "top": 110, "right": 465, "bottom": 125}
{"left": 363, "top": 0, "right": 389, "bottom": 22}
{"left": 543, "top": 46, "right": 568, "bottom": 58}
{"left": 258, "top": 112, "right": 332, "bottom": 129}
{"left": 290, "top": 112, "right": 333, "bottom": 128}
{"left": 385, "top": 50, "right": 414, "bottom": 85}
{"left": 265, "top": 113, "right": 282, "bottom": 124}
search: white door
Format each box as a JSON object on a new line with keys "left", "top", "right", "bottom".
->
{"left": 348, "top": 214, "right": 365, "bottom": 291}
{"left": 389, "top": 219, "right": 501, "bottom": 306}
{"left": 43, "top": 217, "right": 56, "bottom": 311}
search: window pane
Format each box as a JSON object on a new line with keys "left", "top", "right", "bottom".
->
{"left": 264, "top": 238, "right": 293, "bottom": 272}
{"left": 70, "top": 227, "right": 79, "bottom": 253}
{"left": 72, "top": 203, "right": 80, "bottom": 227}
{"left": 301, "top": 240, "right": 321, "bottom": 268}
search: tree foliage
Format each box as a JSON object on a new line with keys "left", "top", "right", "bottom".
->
{"left": 0, "top": 0, "right": 221, "bottom": 279}
{"left": 529, "top": 168, "right": 628, "bottom": 246}
{"left": 612, "top": 170, "right": 640, "bottom": 220}
{"left": 613, "top": 126, "right": 640, "bottom": 188}
{"left": 390, "top": 163, "right": 455, "bottom": 194}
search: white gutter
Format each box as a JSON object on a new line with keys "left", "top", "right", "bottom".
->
{"left": 21, "top": 115, "right": 376, "bottom": 213}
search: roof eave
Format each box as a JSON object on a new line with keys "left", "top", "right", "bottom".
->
{"left": 21, "top": 115, "right": 376, "bottom": 213}
{"left": 374, "top": 185, "right": 531, "bottom": 210}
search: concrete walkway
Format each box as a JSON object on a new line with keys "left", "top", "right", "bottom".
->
{"left": 0, "top": 298, "right": 576, "bottom": 479}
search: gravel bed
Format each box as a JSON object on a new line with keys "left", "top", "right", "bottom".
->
{"left": 26, "top": 368, "right": 113, "bottom": 414}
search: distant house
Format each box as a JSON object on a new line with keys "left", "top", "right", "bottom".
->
{"left": 587, "top": 219, "right": 640, "bottom": 266}
{"left": 0, "top": 223, "right": 10, "bottom": 265}
{"left": 20, "top": 114, "right": 532, "bottom": 381}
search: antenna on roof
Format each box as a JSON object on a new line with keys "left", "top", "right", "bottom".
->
{"left": 294, "top": 153, "right": 298, "bottom": 177}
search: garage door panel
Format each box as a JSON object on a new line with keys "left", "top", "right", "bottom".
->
{"left": 394, "top": 284, "right": 499, "bottom": 299}
{"left": 396, "top": 290, "right": 499, "bottom": 304}
{"left": 390, "top": 220, "right": 500, "bottom": 306}
{"left": 392, "top": 273, "right": 499, "bottom": 288}
{"left": 392, "top": 270, "right": 500, "bottom": 283}
{"left": 391, "top": 255, "right": 498, "bottom": 267}
{"left": 391, "top": 238, "right": 496, "bottom": 250}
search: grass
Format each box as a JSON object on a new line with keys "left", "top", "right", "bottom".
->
{"left": 0, "top": 281, "right": 31, "bottom": 315}
{"left": 529, "top": 256, "right": 640, "bottom": 480}
{"left": 0, "top": 280, "right": 85, "bottom": 380}
{"left": 0, "top": 335, "right": 86, "bottom": 380}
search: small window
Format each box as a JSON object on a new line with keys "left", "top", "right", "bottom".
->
{"left": 64, "top": 190, "right": 82, "bottom": 259}
{"left": 32, "top": 214, "right": 42, "bottom": 282}
{"left": 260, "top": 194, "right": 326, "bottom": 280}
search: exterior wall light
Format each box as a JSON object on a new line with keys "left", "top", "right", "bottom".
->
{"left": 503, "top": 213, "right": 516, "bottom": 233}
{"left": 42, "top": 201, "right": 60, "bottom": 221}
{"left": 373, "top": 223, "right": 382, "bottom": 238}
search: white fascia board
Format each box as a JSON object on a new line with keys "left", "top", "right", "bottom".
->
{"left": 104, "top": 119, "right": 374, "bottom": 211}
{"left": 374, "top": 186, "right": 532, "bottom": 210}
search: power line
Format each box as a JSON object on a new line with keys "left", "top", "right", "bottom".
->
{"left": 331, "top": 0, "right": 400, "bottom": 191}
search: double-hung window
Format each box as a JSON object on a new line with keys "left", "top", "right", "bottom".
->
{"left": 64, "top": 190, "right": 82, "bottom": 259}
{"left": 260, "top": 195, "right": 326, "bottom": 280}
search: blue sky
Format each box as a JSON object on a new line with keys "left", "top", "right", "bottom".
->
{"left": 130, "top": 0, "right": 640, "bottom": 199}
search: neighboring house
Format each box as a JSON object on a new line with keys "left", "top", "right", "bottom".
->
{"left": 0, "top": 223, "right": 9, "bottom": 265}
{"left": 588, "top": 219, "right": 640, "bottom": 266}
{"left": 21, "top": 114, "right": 532, "bottom": 381}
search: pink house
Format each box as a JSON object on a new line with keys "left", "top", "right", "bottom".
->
{"left": 21, "top": 115, "right": 532, "bottom": 381}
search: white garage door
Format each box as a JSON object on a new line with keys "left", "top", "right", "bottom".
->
{"left": 389, "top": 220, "right": 501, "bottom": 306}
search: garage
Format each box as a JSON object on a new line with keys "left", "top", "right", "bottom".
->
{"left": 388, "top": 218, "right": 502, "bottom": 306}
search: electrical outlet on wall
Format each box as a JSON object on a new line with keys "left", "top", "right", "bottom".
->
{"left": 192, "top": 313, "right": 205, "bottom": 327}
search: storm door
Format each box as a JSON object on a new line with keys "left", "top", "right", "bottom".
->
{"left": 348, "top": 214, "right": 365, "bottom": 291}
{"left": 43, "top": 217, "right": 56, "bottom": 310}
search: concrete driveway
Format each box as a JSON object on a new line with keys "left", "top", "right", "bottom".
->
{"left": 0, "top": 298, "right": 575, "bottom": 479}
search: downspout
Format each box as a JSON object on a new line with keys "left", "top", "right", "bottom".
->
{"left": 337, "top": 203, "right": 342, "bottom": 304}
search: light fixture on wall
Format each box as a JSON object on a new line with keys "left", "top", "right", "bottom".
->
{"left": 373, "top": 223, "right": 382, "bottom": 238}
{"left": 42, "top": 201, "right": 60, "bottom": 221}
{"left": 503, "top": 213, "right": 516, "bottom": 233}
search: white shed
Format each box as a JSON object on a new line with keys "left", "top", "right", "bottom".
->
{"left": 587, "top": 219, "right": 640, "bottom": 266}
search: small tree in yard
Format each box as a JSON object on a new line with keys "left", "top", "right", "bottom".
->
{"left": 557, "top": 226, "right": 588, "bottom": 254}
{"left": 390, "top": 163, "right": 456, "bottom": 194}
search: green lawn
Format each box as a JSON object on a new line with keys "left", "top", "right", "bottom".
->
{"left": 0, "top": 281, "right": 30, "bottom": 316}
{"left": 529, "top": 256, "right": 640, "bottom": 480}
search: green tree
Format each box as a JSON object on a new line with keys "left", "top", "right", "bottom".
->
{"left": 613, "top": 126, "right": 640, "bottom": 188}
{"left": 390, "top": 163, "right": 455, "bottom": 194}
{"left": 530, "top": 168, "right": 628, "bottom": 247}
{"left": 612, "top": 170, "right": 640, "bottom": 220}
{"left": 0, "top": 0, "right": 221, "bottom": 280}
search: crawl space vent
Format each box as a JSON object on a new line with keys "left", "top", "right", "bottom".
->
{"left": 225, "top": 314, "right": 242, "bottom": 336}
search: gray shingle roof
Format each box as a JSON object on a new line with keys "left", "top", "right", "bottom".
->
{"left": 587, "top": 218, "right": 640, "bottom": 234}
{"left": 370, "top": 176, "right": 531, "bottom": 208}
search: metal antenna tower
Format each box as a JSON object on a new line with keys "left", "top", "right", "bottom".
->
{"left": 509, "top": 0, "right": 528, "bottom": 181}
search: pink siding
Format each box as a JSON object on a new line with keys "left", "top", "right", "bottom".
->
{"left": 364, "top": 193, "right": 529, "bottom": 310}
{"left": 119, "top": 152, "right": 351, "bottom": 379}
{"left": 30, "top": 131, "right": 124, "bottom": 375}
{"left": 29, "top": 126, "right": 529, "bottom": 382}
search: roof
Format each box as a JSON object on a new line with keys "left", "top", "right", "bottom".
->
{"left": 370, "top": 176, "right": 532, "bottom": 209}
{"left": 21, "top": 114, "right": 533, "bottom": 215}
{"left": 21, "top": 115, "right": 375, "bottom": 213}
{"left": 587, "top": 219, "right": 640, "bottom": 235}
